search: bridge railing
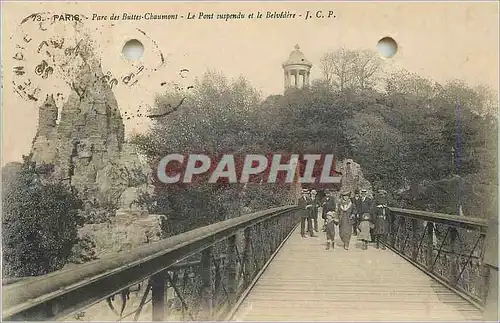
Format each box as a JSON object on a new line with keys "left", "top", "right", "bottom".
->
{"left": 2, "top": 205, "right": 299, "bottom": 321}
{"left": 386, "top": 207, "right": 491, "bottom": 308}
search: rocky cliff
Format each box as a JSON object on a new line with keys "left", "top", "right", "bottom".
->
{"left": 31, "top": 56, "right": 127, "bottom": 205}
{"left": 30, "top": 54, "right": 162, "bottom": 262}
{"left": 335, "top": 158, "right": 373, "bottom": 197}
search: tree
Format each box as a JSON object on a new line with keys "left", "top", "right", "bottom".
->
{"left": 344, "top": 112, "right": 408, "bottom": 190}
{"left": 132, "top": 71, "right": 292, "bottom": 236}
{"left": 385, "top": 69, "right": 439, "bottom": 99}
{"left": 353, "top": 50, "right": 383, "bottom": 90}
{"left": 320, "top": 48, "right": 383, "bottom": 91}
{"left": 2, "top": 155, "right": 83, "bottom": 277}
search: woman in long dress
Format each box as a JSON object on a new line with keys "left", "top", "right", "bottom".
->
{"left": 337, "top": 192, "right": 357, "bottom": 250}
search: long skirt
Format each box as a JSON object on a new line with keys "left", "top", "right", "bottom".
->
{"left": 338, "top": 214, "right": 352, "bottom": 244}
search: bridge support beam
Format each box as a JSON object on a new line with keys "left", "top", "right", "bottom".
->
{"left": 151, "top": 271, "right": 166, "bottom": 321}
{"left": 482, "top": 216, "right": 498, "bottom": 321}
{"left": 200, "top": 247, "right": 214, "bottom": 320}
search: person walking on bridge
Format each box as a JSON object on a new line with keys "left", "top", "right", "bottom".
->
{"left": 351, "top": 189, "right": 362, "bottom": 236}
{"left": 322, "top": 189, "right": 336, "bottom": 232}
{"left": 309, "top": 190, "right": 320, "bottom": 232}
{"left": 373, "top": 190, "right": 390, "bottom": 250}
{"left": 337, "top": 191, "right": 357, "bottom": 250}
{"left": 297, "top": 189, "right": 315, "bottom": 238}
{"left": 324, "top": 207, "right": 339, "bottom": 250}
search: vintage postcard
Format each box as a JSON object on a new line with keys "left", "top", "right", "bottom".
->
{"left": 1, "top": 1, "right": 498, "bottom": 322}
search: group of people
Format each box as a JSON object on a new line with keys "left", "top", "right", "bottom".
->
{"left": 297, "top": 188, "right": 390, "bottom": 251}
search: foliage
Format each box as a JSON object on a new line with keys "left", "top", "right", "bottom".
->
{"left": 344, "top": 112, "right": 408, "bottom": 190}
{"left": 320, "top": 48, "right": 383, "bottom": 91}
{"left": 132, "top": 71, "right": 294, "bottom": 235}
{"left": 2, "top": 154, "right": 84, "bottom": 277}
{"left": 132, "top": 50, "right": 498, "bottom": 235}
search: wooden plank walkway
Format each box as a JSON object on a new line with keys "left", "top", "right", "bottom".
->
{"left": 231, "top": 221, "right": 484, "bottom": 321}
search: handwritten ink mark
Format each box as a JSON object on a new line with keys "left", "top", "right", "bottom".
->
{"left": 136, "top": 28, "right": 165, "bottom": 65}
{"left": 122, "top": 73, "right": 135, "bottom": 85}
{"left": 110, "top": 78, "right": 118, "bottom": 89}
{"left": 13, "top": 52, "right": 24, "bottom": 61}
{"left": 12, "top": 80, "right": 40, "bottom": 102}
{"left": 179, "top": 68, "right": 189, "bottom": 78}
{"left": 37, "top": 41, "right": 49, "bottom": 53}
{"left": 35, "top": 60, "right": 54, "bottom": 79}
{"left": 20, "top": 13, "right": 43, "bottom": 25}
{"left": 13, "top": 66, "right": 26, "bottom": 76}
{"left": 39, "top": 21, "right": 48, "bottom": 31}
{"left": 51, "top": 38, "right": 65, "bottom": 49}
{"left": 147, "top": 97, "right": 186, "bottom": 118}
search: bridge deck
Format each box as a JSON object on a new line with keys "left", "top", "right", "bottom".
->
{"left": 232, "top": 222, "right": 484, "bottom": 321}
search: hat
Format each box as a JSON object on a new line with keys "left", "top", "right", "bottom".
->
{"left": 301, "top": 188, "right": 309, "bottom": 193}
{"left": 311, "top": 190, "right": 317, "bottom": 194}
{"left": 341, "top": 191, "right": 350, "bottom": 196}
{"left": 354, "top": 189, "right": 360, "bottom": 194}
{"left": 361, "top": 189, "right": 367, "bottom": 193}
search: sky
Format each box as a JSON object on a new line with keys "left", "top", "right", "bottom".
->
{"left": 1, "top": 1, "right": 499, "bottom": 166}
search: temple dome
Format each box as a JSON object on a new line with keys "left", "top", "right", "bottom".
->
{"left": 282, "top": 44, "right": 312, "bottom": 67}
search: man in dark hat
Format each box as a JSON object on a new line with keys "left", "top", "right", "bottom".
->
{"left": 351, "top": 189, "right": 362, "bottom": 235}
{"left": 310, "top": 189, "right": 320, "bottom": 232}
{"left": 297, "top": 189, "right": 315, "bottom": 237}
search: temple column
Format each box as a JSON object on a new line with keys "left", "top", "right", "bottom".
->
{"left": 305, "top": 72, "right": 310, "bottom": 87}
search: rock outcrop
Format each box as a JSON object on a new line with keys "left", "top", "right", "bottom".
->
{"left": 29, "top": 49, "right": 162, "bottom": 262}
{"left": 31, "top": 55, "right": 127, "bottom": 205}
{"left": 77, "top": 211, "right": 164, "bottom": 258}
{"left": 336, "top": 158, "right": 373, "bottom": 197}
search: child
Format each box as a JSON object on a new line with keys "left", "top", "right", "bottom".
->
{"left": 324, "top": 210, "right": 339, "bottom": 250}
{"left": 358, "top": 213, "right": 373, "bottom": 250}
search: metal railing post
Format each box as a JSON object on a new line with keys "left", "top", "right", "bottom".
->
{"left": 411, "top": 218, "right": 418, "bottom": 260}
{"left": 426, "top": 222, "right": 434, "bottom": 269}
{"left": 200, "top": 247, "right": 214, "bottom": 320}
{"left": 449, "top": 228, "right": 459, "bottom": 285}
{"left": 227, "top": 234, "right": 238, "bottom": 305}
{"left": 482, "top": 216, "right": 498, "bottom": 321}
{"left": 151, "top": 271, "right": 166, "bottom": 321}
{"left": 243, "top": 227, "right": 253, "bottom": 287}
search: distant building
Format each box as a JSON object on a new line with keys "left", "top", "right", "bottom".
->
{"left": 282, "top": 44, "right": 313, "bottom": 92}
